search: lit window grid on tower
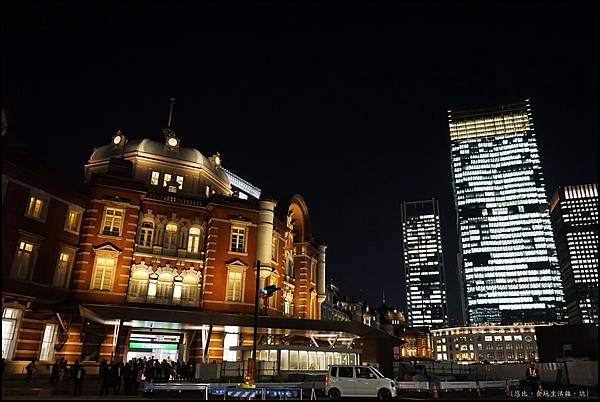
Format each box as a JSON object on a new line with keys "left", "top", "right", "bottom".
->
{"left": 448, "top": 101, "right": 564, "bottom": 325}
{"left": 402, "top": 200, "right": 448, "bottom": 328}
{"left": 549, "top": 184, "right": 599, "bottom": 324}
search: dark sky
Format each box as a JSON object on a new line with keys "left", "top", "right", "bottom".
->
{"left": 2, "top": 1, "right": 598, "bottom": 324}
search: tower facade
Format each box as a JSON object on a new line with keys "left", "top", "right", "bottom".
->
{"left": 448, "top": 100, "right": 564, "bottom": 325}
{"left": 401, "top": 199, "right": 448, "bottom": 328}
{"left": 549, "top": 183, "right": 599, "bottom": 324}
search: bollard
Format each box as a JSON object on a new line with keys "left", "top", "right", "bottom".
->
{"left": 475, "top": 382, "right": 481, "bottom": 397}
{"left": 431, "top": 383, "right": 440, "bottom": 399}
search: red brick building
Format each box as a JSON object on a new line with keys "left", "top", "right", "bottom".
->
{"left": 2, "top": 129, "right": 328, "bottom": 366}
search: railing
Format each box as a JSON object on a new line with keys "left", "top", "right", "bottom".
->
{"left": 146, "top": 192, "right": 206, "bottom": 207}
{"left": 127, "top": 294, "right": 200, "bottom": 307}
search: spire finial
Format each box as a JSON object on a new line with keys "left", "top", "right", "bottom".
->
{"left": 166, "top": 97, "right": 176, "bottom": 129}
{"left": 382, "top": 289, "right": 386, "bottom": 305}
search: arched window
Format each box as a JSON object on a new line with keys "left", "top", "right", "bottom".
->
{"left": 286, "top": 257, "right": 294, "bottom": 278}
{"left": 181, "top": 272, "right": 200, "bottom": 306}
{"left": 127, "top": 269, "right": 149, "bottom": 301}
{"left": 139, "top": 221, "right": 154, "bottom": 247}
{"left": 155, "top": 273, "right": 174, "bottom": 303}
{"left": 187, "top": 227, "right": 201, "bottom": 253}
{"left": 164, "top": 223, "right": 178, "bottom": 249}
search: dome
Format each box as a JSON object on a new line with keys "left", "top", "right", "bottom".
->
{"left": 89, "top": 138, "right": 229, "bottom": 183}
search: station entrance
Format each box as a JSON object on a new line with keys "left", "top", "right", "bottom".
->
{"left": 126, "top": 331, "right": 181, "bottom": 362}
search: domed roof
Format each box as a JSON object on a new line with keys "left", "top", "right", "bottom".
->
{"left": 89, "top": 138, "right": 229, "bottom": 184}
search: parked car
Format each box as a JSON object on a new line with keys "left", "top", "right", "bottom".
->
{"left": 325, "top": 364, "right": 397, "bottom": 400}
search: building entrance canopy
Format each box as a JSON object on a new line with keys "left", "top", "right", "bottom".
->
{"left": 78, "top": 304, "right": 404, "bottom": 344}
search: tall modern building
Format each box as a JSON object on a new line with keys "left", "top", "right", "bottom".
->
{"left": 549, "top": 184, "right": 599, "bottom": 324}
{"left": 401, "top": 199, "right": 448, "bottom": 328}
{"left": 448, "top": 100, "right": 564, "bottom": 325}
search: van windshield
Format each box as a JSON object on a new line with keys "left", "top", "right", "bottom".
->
{"left": 370, "top": 367, "right": 385, "bottom": 378}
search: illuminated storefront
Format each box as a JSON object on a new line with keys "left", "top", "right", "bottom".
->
{"left": 448, "top": 101, "right": 564, "bottom": 325}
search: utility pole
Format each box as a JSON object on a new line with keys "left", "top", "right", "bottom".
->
{"left": 244, "top": 259, "right": 261, "bottom": 387}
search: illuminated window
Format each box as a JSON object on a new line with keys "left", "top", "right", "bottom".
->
{"left": 92, "top": 256, "right": 115, "bottom": 291}
{"left": 2, "top": 308, "right": 22, "bottom": 359}
{"left": 65, "top": 208, "right": 82, "bottom": 234}
{"left": 26, "top": 195, "right": 46, "bottom": 220}
{"left": 272, "top": 236, "right": 278, "bottom": 261}
{"left": 102, "top": 208, "right": 123, "bottom": 236}
{"left": 230, "top": 227, "right": 246, "bottom": 253}
{"left": 226, "top": 270, "right": 243, "bottom": 302}
{"left": 39, "top": 323, "right": 57, "bottom": 361}
{"left": 12, "top": 240, "right": 36, "bottom": 280}
{"left": 53, "top": 250, "right": 74, "bottom": 287}
{"left": 139, "top": 221, "right": 154, "bottom": 247}
{"left": 176, "top": 176, "right": 184, "bottom": 190}
{"left": 187, "top": 227, "right": 201, "bottom": 253}
{"left": 163, "top": 173, "right": 172, "bottom": 187}
{"left": 223, "top": 326, "right": 239, "bottom": 362}
{"left": 151, "top": 171, "right": 160, "bottom": 186}
{"left": 164, "top": 223, "right": 178, "bottom": 249}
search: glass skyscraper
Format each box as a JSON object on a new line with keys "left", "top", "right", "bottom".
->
{"left": 549, "top": 183, "right": 599, "bottom": 324}
{"left": 448, "top": 100, "right": 564, "bottom": 325}
{"left": 401, "top": 199, "right": 448, "bottom": 328}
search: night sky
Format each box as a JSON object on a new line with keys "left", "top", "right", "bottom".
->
{"left": 2, "top": 2, "right": 598, "bottom": 324}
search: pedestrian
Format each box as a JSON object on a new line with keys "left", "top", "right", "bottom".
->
{"left": 71, "top": 360, "right": 81, "bottom": 380}
{"left": 525, "top": 362, "right": 541, "bottom": 397}
{"left": 99, "top": 358, "right": 111, "bottom": 395}
{"left": 49, "top": 358, "right": 59, "bottom": 383}
{"left": 59, "top": 358, "right": 69, "bottom": 382}
{"left": 73, "top": 364, "right": 86, "bottom": 395}
{"left": 112, "top": 359, "right": 124, "bottom": 394}
{"left": 25, "top": 358, "right": 37, "bottom": 383}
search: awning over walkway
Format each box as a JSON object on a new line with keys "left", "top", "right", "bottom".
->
{"left": 79, "top": 304, "right": 404, "bottom": 345}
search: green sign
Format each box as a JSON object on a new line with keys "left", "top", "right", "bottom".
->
{"left": 128, "top": 342, "right": 178, "bottom": 350}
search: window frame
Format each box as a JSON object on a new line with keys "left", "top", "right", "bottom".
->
{"left": 150, "top": 171, "right": 160, "bottom": 186}
{"left": 39, "top": 322, "right": 58, "bottom": 362}
{"left": 139, "top": 220, "right": 155, "bottom": 247}
{"left": 11, "top": 231, "right": 44, "bottom": 281}
{"left": 53, "top": 245, "right": 78, "bottom": 288}
{"left": 101, "top": 207, "right": 124, "bottom": 237}
{"left": 64, "top": 206, "right": 83, "bottom": 235}
{"left": 25, "top": 191, "right": 49, "bottom": 222}
{"left": 164, "top": 223, "right": 178, "bottom": 249}
{"left": 90, "top": 251, "right": 119, "bottom": 291}
{"left": 225, "top": 263, "right": 248, "bottom": 303}
{"left": 2, "top": 307, "right": 24, "bottom": 360}
{"left": 187, "top": 226, "right": 202, "bottom": 254}
{"left": 230, "top": 226, "right": 247, "bottom": 253}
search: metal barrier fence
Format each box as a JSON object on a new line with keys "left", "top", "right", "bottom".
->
{"left": 142, "top": 382, "right": 306, "bottom": 400}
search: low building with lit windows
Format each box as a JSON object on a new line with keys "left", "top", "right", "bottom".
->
{"left": 399, "top": 327, "right": 432, "bottom": 360}
{"left": 2, "top": 125, "right": 403, "bottom": 377}
{"left": 430, "top": 324, "right": 542, "bottom": 364}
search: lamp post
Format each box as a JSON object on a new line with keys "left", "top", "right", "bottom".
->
{"left": 243, "top": 259, "right": 261, "bottom": 387}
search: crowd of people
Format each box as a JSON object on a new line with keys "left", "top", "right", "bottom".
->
{"left": 98, "top": 356, "right": 196, "bottom": 395}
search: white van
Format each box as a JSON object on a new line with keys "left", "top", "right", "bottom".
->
{"left": 325, "top": 365, "right": 397, "bottom": 400}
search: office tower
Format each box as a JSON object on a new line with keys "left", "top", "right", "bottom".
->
{"left": 401, "top": 199, "right": 448, "bottom": 328}
{"left": 448, "top": 100, "right": 564, "bottom": 325}
{"left": 549, "top": 184, "right": 599, "bottom": 324}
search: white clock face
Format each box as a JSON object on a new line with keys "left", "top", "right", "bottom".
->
{"left": 113, "top": 136, "right": 122, "bottom": 145}
{"left": 167, "top": 137, "right": 178, "bottom": 147}
{"left": 215, "top": 156, "right": 221, "bottom": 165}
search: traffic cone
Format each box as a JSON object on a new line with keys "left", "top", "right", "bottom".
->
{"left": 475, "top": 382, "right": 481, "bottom": 397}
{"left": 537, "top": 383, "right": 544, "bottom": 398}
{"left": 431, "top": 383, "right": 440, "bottom": 399}
{"left": 505, "top": 383, "right": 511, "bottom": 397}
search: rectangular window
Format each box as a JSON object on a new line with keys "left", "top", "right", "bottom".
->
{"left": 271, "top": 237, "right": 277, "bottom": 261}
{"left": 231, "top": 227, "right": 245, "bottom": 252}
{"left": 65, "top": 208, "right": 82, "bottom": 234}
{"left": 2, "top": 308, "right": 21, "bottom": 359}
{"left": 13, "top": 240, "right": 35, "bottom": 280}
{"left": 102, "top": 208, "right": 123, "bottom": 236}
{"left": 92, "top": 256, "right": 115, "bottom": 290}
{"left": 176, "top": 176, "right": 184, "bottom": 190}
{"left": 26, "top": 195, "right": 46, "bottom": 219}
{"left": 163, "top": 173, "right": 172, "bottom": 187}
{"left": 39, "top": 323, "right": 57, "bottom": 361}
{"left": 53, "top": 251, "right": 72, "bottom": 287}
{"left": 151, "top": 171, "right": 160, "bottom": 186}
{"left": 227, "top": 271, "right": 243, "bottom": 301}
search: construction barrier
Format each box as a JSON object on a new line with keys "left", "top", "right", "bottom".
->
{"left": 395, "top": 381, "right": 430, "bottom": 391}
{"left": 478, "top": 380, "right": 508, "bottom": 389}
{"left": 439, "top": 381, "right": 478, "bottom": 390}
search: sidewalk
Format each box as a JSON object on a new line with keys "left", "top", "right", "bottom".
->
{"left": 2, "top": 378, "right": 145, "bottom": 399}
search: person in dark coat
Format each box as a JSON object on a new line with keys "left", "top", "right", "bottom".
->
{"left": 73, "top": 364, "right": 86, "bottom": 395}
{"left": 112, "top": 360, "right": 124, "bottom": 394}
{"left": 25, "top": 359, "right": 37, "bottom": 383}
{"left": 49, "top": 359, "right": 59, "bottom": 383}
{"left": 99, "top": 359, "right": 111, "bottom": 395}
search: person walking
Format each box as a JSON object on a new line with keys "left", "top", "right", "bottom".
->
{"left": 525, "top": 362, "right": 541, "bottom": 397}
{"left": 25, "top": 358, "right": 37, "bottom": 383}
{"left": 112, "top": 359, "right": 124, "bottom": 394}
{"left": 73, "top": 364, "right": 86, "bottom": 396}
